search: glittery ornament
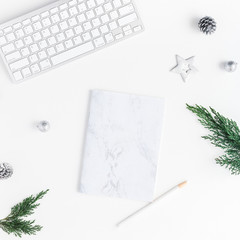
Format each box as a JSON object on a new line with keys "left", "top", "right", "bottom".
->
{"left": 37, "top": 121, "right": 50, "bottom": 132}
{"left": 224, "top": 61, "right": 238, "bottom": 72}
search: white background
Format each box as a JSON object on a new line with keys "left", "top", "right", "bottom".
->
{"left": 0, "top": 0, "right": 240, "bottom": 239}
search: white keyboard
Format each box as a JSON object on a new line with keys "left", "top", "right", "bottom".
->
{"left": 0, "top": 0, "right": 143, "bottom": 83}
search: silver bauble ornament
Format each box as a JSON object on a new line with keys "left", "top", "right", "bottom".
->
{"left": 224, "top": 61, "right": 238, "bottom": 72}
{"left": 37, "top": 121, "right": 50, "bottom": 132}
{"left": 0, "top": 163, "right": 13, "bottom": 179}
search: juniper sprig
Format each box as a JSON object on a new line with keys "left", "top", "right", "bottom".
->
{"left": 187, "top": 104, "right": 240, "bottom": 175}
{"left": 0, "top": 189, "right": 49, "bottom": 237}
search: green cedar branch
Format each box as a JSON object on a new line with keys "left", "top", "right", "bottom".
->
{"left": 0, "top": 189, "right": 49, "bottom": 237}
{"left": 186, "top": 104, "right": 240, "bottom": 175}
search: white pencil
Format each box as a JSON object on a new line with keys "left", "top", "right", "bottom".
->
{"left": 116, "top": 181, "right": 187, "bottom": 227}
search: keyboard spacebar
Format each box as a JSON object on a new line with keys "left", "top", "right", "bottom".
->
{"left": 51, "top": 42, "right": 94, "bottom": 65}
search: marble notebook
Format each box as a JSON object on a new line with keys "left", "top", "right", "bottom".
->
{"left": 80, "top": 90, "right": 165, "bottom": 202}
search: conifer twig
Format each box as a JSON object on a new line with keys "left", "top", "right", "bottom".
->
{"left": 187, "top": 104, "right": 240, "bottom": 175}
{"left": 0, "top": 189, "right": 49, "bottom": 237}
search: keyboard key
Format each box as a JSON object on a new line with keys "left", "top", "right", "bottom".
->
{"left": 31, "top": 64, "right": 40, "bottom": 74}
{"left": 101, "top": 14, "right": 110, "bottom": 23}
{"left": 32, "top": 15, "right": 40, "bottom": 22}
{"left": 56, "top": 33, "right": 65, "bottom": 42}
{"left": 105, "top": 33, "right": 114, "bottom": 43}
{"left": 39, "top": 40, "right": 48, "bottom": 49}
{"left": 118, "top": 13, "right": 137, "bottom": 26}
{"left": 22, "top": 19, "right": 31, "bottom": 25}
{"left": 73, "top": 36, "right": 82, "bottom": 45}
{"left": 92, "top": 18, "right": 101, "bottom": 27}
{"left": 119, "top": 4, "right": 134, "bottom": 16}
{"left": 65, "top": 29, "right": 74, "bottom": 38}
{"left": 40, "top": 59, "right": 51, "bottom": 70}
{"left": 83, "top": 22, "right": 92, "bottom": 31}
{"left": 94, "top": 37, "right": 105, "bottom": 47}
{"left": 122, "top": 0, "right": 131, "bottom": 4}
{"left": 47, "top": 47, "right": 56, "bottom": 56}
{"left": 2, "top": 43, "right": 15, "bottom": 54}
{"left": 41, "top": 11, "right": 49, "bottom": 18}
{"left": 24, "top": 25, "right": 34, "bottom": 35}
{"left": 33, "top": 22, "right": 43, "bottom": 31}
{"left": 60, "top": 10, "right": 69, "bottom": 20}
{"left": 100, "top": 25, "right": 109, "bottom": 34}
{"left": 68, "top": 17, "right": 78, "bottom": 26}
{"left": 91, "top": 28, "right": 100, "bottom": 38}
{"left": 87, "top": 0, "right": 96, "bottom": 8}
{"left": 6, "top": 51, "right": 21, "bottom": 62}
{"left": 50, "top": 25, "right": 60, "bottom": 34}
{"left": 79, "top": 32, "right": 89, "bottom": 41}
{"left": 77, "top": 14, "right": 86, "bottom": 23}
{"left": 51, "top": 14, "right": 61, "bottom": 23}
{"left": 48, "top": 36, "right": 57, "bottom": 45}
{"left": 50, "top": 7, "right": 58, "bottom": 14}
{"left": 109, "top": 21, "right": 118, "bottom": 30}
{"left": 42, "top": 18, "right": 51, "bottom": 27}
{"left": 110, "top": 11, "right": 119, "bottom": 20}
{"left": 4, "top": 26, "right": 12, "bottom": 33}
{"left": 82, "top": 32, "right": 91, "bottom": 41}
{"left": 13, "top": 71, "right": 23, "bottom": 81}
{"left": 30, "top": 44, "right": 39, "bottom": 53}
{"left": 95, "top": 6, "right": 104, "bottom": 16}
{"left": 21, "top": 47, "right": 30, "bottom": 56}
{"left": 86, "top": 10, "right": 95, "bottom": 19}
{"left": 60, "top": 3, "right": 68, "bottom": 10}
{"left": 74, "top": 25, "right": 83, "bottom": 34}
{"left": 29, "top": 54, "right": 38, "bottom": 63}
{"left": 42, "top": 29, "right": 51, "bottom": 38}
{"left": 96, "top": 0, "right": 104, "bottom": 4}
{"left": 15, "top": 29, "right": 24, "bottom": 38}
{"left": 115, "top": 33, "right": 123, "bottom": 39}
{"left": 13, "top": 23, "right": 21, "bottom": 29}
{"left": 6, "top": 33, "right": 16, "bottom": 42}
{"left": 134, "top": 25, "right": 142, "bottom": 32}
{"left": 69, "top": 0, "right": 77, "bottom": 6}
{"left": 104, "top": 3, "right": 113, "bottom": 12}
{"left": 78, "top": 3, "right": 87, "bottom": 12}
{"left": 69, "top": 7, "right": 78, "bottom": 16}
{"left": 22, "top": 67, "right": 31, "bottom": 77}
{"left": 38, "top": 51, "right": 47, "bottom": 60}
{"left": 24, "top": 36, "right": 33, "bottom": 45}
{"left": 60, "top": 21, "right": 68, "bottom": 30}
{"left": 124, "top": 29, "right": 133, "bottom": 35}
{"left": 33, "top": 32, "right": 42, "bottom": 41}
{"left": 0, "top": 36, "right": 7, "bottom": 46}
{"left": 113, "top": 0, "right": 122, "bottom": 8}
{"left": 15, "top": 40, "right": 24, "bottom": 49}
{"left": 10, "top": 58, "right": 29, "bottom": 71}
{"left": 51, "top": 42, "right": 94, "bottom": 65}
{"left": 65, "top": 39, "right": 74, "bottom": 49}
{"left": 56, "top": 43, "right": 65, "bottom": 52}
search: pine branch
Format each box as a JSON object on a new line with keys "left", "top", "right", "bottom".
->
{"left": 0, "top": 190, "right": 49, "bottom": 237}
{"left": 186, "top": 104, "right": 240, "bottom": 175}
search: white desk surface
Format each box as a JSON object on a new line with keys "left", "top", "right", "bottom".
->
{"left": 1, "top": 0, "right": 240, "bottom": 239}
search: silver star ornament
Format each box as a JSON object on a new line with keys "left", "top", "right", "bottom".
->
{"left": 171, "top": 55, "right": 198, "bottom": 82}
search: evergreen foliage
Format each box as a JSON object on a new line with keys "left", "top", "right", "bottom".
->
{"left": 187, "top": 104, "right": 240, "bottom": 175}
{"left": 0, "top": 190, "right": 49, "bottom": 237}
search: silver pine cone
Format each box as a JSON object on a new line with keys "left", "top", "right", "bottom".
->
{"left": 0, "top": 163, "right": 13, "bottom": 179}
{"left": 199, "top": 16, "right": 216, "bottom": 35}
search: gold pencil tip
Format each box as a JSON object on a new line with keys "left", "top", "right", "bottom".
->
{"left": 178, "top": 181, "right": 187, "bottom": 188}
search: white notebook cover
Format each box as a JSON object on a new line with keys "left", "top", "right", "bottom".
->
{"left": 80, "top": 90, "right": 165, "bottom": 202}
